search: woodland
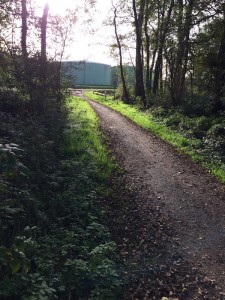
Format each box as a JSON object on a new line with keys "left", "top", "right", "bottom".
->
{"left": 0, "top": 0, "right": 225, "bottom": 299}
{"left": 111, "top": 0, "right": 225, "bottom": 181}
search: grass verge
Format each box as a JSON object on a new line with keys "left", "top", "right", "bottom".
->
{"left": 66, "top": 96, "right": 115, "bottom": 180}
{"left": 84, "top": 91, "right": 225, "bottom": 184}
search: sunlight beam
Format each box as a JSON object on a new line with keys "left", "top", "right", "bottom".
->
{"left": 38, "top": 0, "right": 75, "bottom": 15}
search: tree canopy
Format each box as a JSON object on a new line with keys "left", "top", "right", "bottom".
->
{"left": 111, "top": 0, "right": 225, "bottom": 112}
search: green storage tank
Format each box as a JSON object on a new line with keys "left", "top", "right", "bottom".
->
{"left": 62, "top": 61, "right": 112, "bottom": 87}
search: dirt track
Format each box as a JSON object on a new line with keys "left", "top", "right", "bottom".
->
{"left": 85, "top": 96, "right": 225, "bottom": 298}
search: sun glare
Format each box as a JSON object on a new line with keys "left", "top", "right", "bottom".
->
{"left": 39, "top": 0, "right": 76, "bottom": 15}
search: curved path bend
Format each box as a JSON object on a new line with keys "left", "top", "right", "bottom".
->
{"left": 85, "top": 96, "right": 225, "bottom": 296}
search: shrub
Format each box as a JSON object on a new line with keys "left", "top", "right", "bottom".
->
{"left": 183, "top": 94, "right": 214, "bottom": 116}
{"left": 0, "top": 97, "right": 121, "bottom": 299}
{"left": 204, "top": 123, "right": 225, "bottom": 160}
{"left": 0, "top": 90, "right": 29, "bottom": 113}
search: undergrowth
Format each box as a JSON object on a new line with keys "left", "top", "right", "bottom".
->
{"left": 85, "top": 91, "right": 225, "bottom": 183}
{"left": 0, "top": 96, "right": 121, "bottom": 299}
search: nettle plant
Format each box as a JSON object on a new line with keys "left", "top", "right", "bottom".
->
{"left": 0, "top": 143, "right": 30, "bottom": 245}
{"left": 0, "top": 143, "right": 36, "bottom": 294}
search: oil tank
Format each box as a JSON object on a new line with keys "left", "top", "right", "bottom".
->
{"left": 62, "top": 61, "right": 112, "bottom": 87}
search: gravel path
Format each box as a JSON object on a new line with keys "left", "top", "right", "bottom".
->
{"left": 85, "top": 96, "right": 225, "bottom": 297}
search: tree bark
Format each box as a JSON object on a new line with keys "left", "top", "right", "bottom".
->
{"left": 171, "top": 0, "right": 194, "bottom": 106}
{"left": 112, "top": 4, "right": 130, "bottom": 103}
{"left": 21, "top": 0, "right": 36, "bottom": 112}
{"left": 133, "top": 0, "right": 146, "bottom": 107}
{"left": 214, "top": 4, "right": 225, "bottom": 112}
{"left": 144, "top": 0, "right": 151, "bottom": 93}
{"left": 153, "top": 0, "right": 174, "bottom": 95}
{"left": 41, "top": 3, "right": 49, "bottom": 74}
{"left": 21, "top": 0, "right": 27, "bottom": 58}
{"left": 39, "top": 3, "right": 49, "bottom": 113}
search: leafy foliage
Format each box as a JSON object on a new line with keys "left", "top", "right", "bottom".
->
{"left": 0, "top": 96, "right": 121, "bottom": 299}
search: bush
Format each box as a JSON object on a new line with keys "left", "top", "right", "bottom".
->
{"left": 151, "top": 108, "right": 214, "bottom": 140}
{"left": 183, "top": 94, "right": 214, "bottom": 116}
{"left": 0, "top": 97, "right": 121, "bottom": 299}
{"left": 0, "top": 89, "right": 29, "bottom": 113}
{"left": 185, "top": 116, "right": 213, "bottom": 139}
{"left": 148, "top": 106, "right": 168, "bottom": 118}
{"left": 146, "top": 92, "right": 173, "bottom": 108}
{"left": 204, "top": 123, "right": 225, "bottom": 160}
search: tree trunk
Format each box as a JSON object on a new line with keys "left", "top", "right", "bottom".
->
{"left": 214, "top": 4, "right": 225, "bottom": 112}
{"left": 21, "top": 0, "right": 27, "bottom": 58}
{"left": 144, "top": 1, "right": 151, "bottom": 93}
{"left": 39, "top": 3, "right": 49, "bottom": 113}
{"left": 153, "top": 0, "right": 174, "bottom": 95}
{"left": 153, "top": 47, "right": 163, "bottom": 94}
{"left": 41, "top": 3, "right": 49, "bottom": 79}
{"left": 133, "top": 0, "right": 146, "bottom": 107}
{"left": 149, "top": 48, "right": 157, "bottom": 93}
{"left": 171, "top": 0, "right": 194, "bottom": 106}
{"left": 21, "top": 0, "right": 36, "bottom": 112}
{"left": 112, "top": 4, "right": 130, "bottom": 103}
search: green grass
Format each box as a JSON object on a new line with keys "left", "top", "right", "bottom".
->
{"left": 70, "top": 85, "right": 113, "bottom": 89}
{"left": 66, "top": 95, "right": 115, "bottom": 180}
{"left": 84, "top": 91, "right": 225, "bottom": 184}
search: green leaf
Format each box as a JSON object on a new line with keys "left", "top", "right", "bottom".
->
{"left": 0, "top": 246, "right": 8, "bottom": 259}
{"left": 0, "top": 181, "right": 7, "bottom": 192}
{"left": 10, "top": 259, "right": 21, "bottom": 274}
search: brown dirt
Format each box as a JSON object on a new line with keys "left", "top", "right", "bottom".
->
{"left": 85, "top": 96, "right": 225, "bottom": 299}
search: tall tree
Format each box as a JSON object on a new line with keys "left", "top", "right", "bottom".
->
{"left": 48, "top": 9, "right": 78, "bottom": 107}
{"left": 21, "top": 0, "right": 27, "bottom": 58}
{"left": 152, "top": 0, "right": 174, "bottom": 95}
{"left": 38, "top": 3, "right": 49, "bottom": 113}
{"left": 170, "top": 0, "right": 194, "bottom": 106}
{"left": 143, "top": 0, "right": 152, "bottom": 93}
{"left": 132, "top": 0, "right": 146, "bottom": 106}
{"left": 112, "top": 1, "right": 130, "bottom": 103}
{"left": 41, "top": 3, "right": 49, "bottom": 64}
{"left": 214, "top": 3, "right": 225, "bottom": 112}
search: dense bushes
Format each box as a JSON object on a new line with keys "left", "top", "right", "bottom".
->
{"left": 204, "top": 123, "right": 225, "bottom": 161}
{"left": 150, "top": 106, "right": 225, "bottom": 164}
{"left": 0, "top": 95, "right": 121, "bottom": 299}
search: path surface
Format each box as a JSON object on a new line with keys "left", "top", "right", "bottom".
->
{"left": 85, "top": 97, "right": 225, "bottom": 297}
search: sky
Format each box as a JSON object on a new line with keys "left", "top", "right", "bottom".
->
{"left": 71, "top": 0, "right": 115, "bottom": 65}
{"left": 39, "top": 0, "right": 116, "bottom": 65}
